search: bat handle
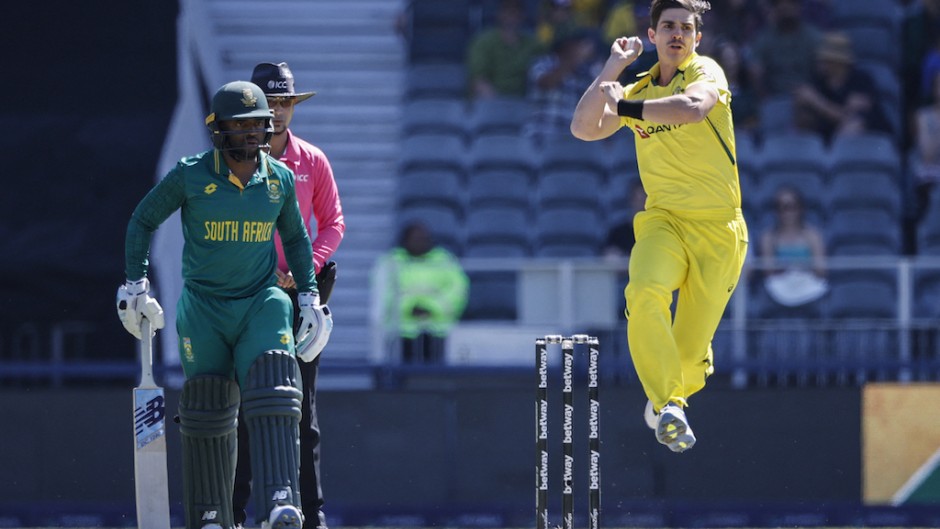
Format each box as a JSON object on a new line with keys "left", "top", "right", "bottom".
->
{"left": 139, "top": 318, "right": 156, "bottom": 388}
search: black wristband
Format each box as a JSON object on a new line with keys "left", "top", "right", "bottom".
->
{"left": 617, "top": 99, "right": 644, "bottom": 119}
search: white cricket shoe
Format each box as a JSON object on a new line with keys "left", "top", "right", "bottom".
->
{"left": 655, "top": 403, "right": 696, "bottom": 453}
{"left": 643, "top": 400, "right": 657, "bottom": 430}
{"left": 262, "top": 504, "right": 303, "bottom": 529}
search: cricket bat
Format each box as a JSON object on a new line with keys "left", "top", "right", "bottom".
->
{"left": 133, "top": 318, "right": 171, "bottom": 529}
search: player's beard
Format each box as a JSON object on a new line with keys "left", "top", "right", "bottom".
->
{"left": 224, "top": 133, "right": 261, "bottom": 162}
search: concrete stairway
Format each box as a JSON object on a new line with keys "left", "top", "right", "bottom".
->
{"left": 206, "top": 0, "right": 405, "bottom": 363}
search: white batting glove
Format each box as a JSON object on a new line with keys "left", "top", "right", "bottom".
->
{"left": 116, "top": 278, "right": 165, "bottom": 340}
{"left": 295, "top": 291, "right": 333, "bottom": 362}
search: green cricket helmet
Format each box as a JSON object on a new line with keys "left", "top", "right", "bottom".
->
{"left": 205, "top": 81, "right": 274, "bottom": 153}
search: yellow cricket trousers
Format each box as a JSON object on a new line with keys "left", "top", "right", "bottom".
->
{"left": 625, "top": 207, "right": 748, "bottom": 411}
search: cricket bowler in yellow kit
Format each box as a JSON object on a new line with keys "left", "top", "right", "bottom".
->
{"left": 571, "top": 0, "right": 747, "bottom": 453}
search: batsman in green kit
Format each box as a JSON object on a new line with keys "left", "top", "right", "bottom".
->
{"left": 116, "top": 81, "right": 332, "bottom": 529}
{"left": 571, "top": 0, "right": 747, "bottom": 453}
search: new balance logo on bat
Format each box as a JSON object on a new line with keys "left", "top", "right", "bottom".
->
{"left": 135, "top": 395, "right": 165, "bottom": 434}
{"left": 134, "top": 390, "right": 166, "bottom": 449}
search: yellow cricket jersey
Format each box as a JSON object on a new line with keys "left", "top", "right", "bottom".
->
{"left": 620, "top": 52, "right": 741, "bottom": 212}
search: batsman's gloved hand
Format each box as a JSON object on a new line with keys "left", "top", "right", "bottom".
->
{"left": 295, "top": 291, "right": 332, "bottom": 362}
{"left": 116, "top": 278, "right": 165, "bottom": 340}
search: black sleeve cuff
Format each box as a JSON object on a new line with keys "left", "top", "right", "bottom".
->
{"left": 617, "top": 99, "right": 644, "bottom": 120}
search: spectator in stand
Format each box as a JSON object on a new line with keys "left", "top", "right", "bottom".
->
{"left": 759, "top": 185, "right": 828, "bottom": 309}
{"left": 920, "top": 34, "right": 940, "bottom": 110}
{"left": 749, "top": 0, "right": 822, "bottom": 100}
{"left": 371, "top": 221, "right": 469, "bottom": 364}
{"left": 525, "top": 28, "right": 602, "bottom": 144}
{"left": 792, "top": 32, "right": 891, "bottom": 144}
{"left": 703, "top": 0, "right": 764, "bottom": 49}
{"left": 716, "top": 40, "right": 760, "bottom": 136}
{"left": 913, "top": 70, "right": 940, "bottom": 215}
{"left": 603, "top": 177, "right": 647, "bottom": 258}
{"left": 536, "top": 0, "right": 594, "bottom": 48}
{"left": 902, "top": 0, "right": 940, "bottom": 138}
{"left": 466, "top": 0, "right": 544, "bottom": 100}
{"left": 572, "top": 0, "right": 610, "bottom": 30}
{"left": 605, "top": 1, "right": 656, "bottom": 80}
{"left": 601, "top": 0, "right": 638, "bottom": 44}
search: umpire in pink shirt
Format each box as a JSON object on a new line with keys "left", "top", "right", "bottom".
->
{"left": 233, "top": 61, "right": 346, "bottom": 529}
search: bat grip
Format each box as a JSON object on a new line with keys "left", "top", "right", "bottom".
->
{"left": 139, "top": 318, "right": 156, "bottom": 388}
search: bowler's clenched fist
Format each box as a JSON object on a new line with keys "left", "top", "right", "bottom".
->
{"left": 611, "top": 36, "right": 643, "bottom": 62}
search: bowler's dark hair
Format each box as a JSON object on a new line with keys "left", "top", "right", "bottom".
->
{"left": 650, "top": 0, "right": 711, "bottom": 31}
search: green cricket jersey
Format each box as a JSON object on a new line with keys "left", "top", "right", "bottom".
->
{"left": 125, "top": 149, "right": 317, "bottom": 298}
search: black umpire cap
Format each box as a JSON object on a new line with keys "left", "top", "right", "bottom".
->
{"left": 250, "top": 62, "right": 316, "bottom": 102}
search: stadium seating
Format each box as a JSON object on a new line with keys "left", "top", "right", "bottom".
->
{"left": 465, "top": 205, "right": 532, "bottom": 257}
{"left": 536, "top": 169, "right": 604, "bottom": 212}
{"left": 404, "top": 64, "right": 468, "bottom": 100}
{"left": 398, "top": 168, "right": 464, "bottom": 214}
{"left": 399, "top": 204, "right": 464, "bottom": 255}
{"left": 760, "top": 133, "right": 827, "bottom": 178}
{"left": 759, "top": 95, "right": 796, "bottom": 137}
{"left": 466, "top": 168, "right": 532, "bottom": 210}
{"left": 607, "top": 136, "right": 639, "bottom": 178}
{"left": 533, "top": 206, "right": 603, "bottom": 258}
{"left": 827, "top": 208, "right": 902, "bottom": 257}
{"left": 828, "top": 133, "right": 900, "bottom": 175}
{"left": 842, "top": 26, "right": 900, "bottom": 70}
{"left": 467, "top": 134, "right": 538, "bottom": 177}
{"left": 399, "top": 133, "right": 467, "bottom": 175}
{"left": 827, "top": 170, "right": 901, "bottom": 217}
{"left": 538, "top": 133, "right": 609, "bottom": 177}
{"left": 402, "top": 98, "right": 468, "bottom": 142}
{"left": 407, "top": 0, "right": 472, "bottom": 63}
{"left": 467, "top": 97, "right": 534, "bottom": 137}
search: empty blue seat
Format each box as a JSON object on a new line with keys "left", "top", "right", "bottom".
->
{"left": 467, "top": 168, "right": 532, "bottom": 209}
{"left": 465, "top": 205, "right": 531, "bottom": 251}
{"left": 467, "top": 97, "right": 533, "bottom": 137}
{"left": 606, "top": 136, "right": 639, "bottom": 177}
{"left": 534, "top": 206, "right": 603, "bottom": 257}
{"left": 405, "top": 64, "right": 468, "bottom": 100}
{"left": 760, "top": 133, "right": 827, "bottom": 177}
{"left": 463, "top": 241, "right": 530, "bottom": 258}
{"left": 759, "top": 95, "right": 796, "bottom": 137}
{"left": 538, "top": 133, "right": 608, "bottom": 177}
{"left": 825, "top": 275, "right": 897, "bottom": 319}
{"left": 402, "top": 99, "right": 468, "bottom": 141}
{"left": 735, "top": 130, "right": 761, "bottom": 176}
{"left": 827, "top": 208, "right": 901, "bottom": 256}
{"left": 400, "top": 133, "right": 467, "bottom": 175}
{"left": 407, "top": 0, "right": 471, "bottom": 63}
{"left": 828, "top": 133, "right": 900, "bottom": 175}
{"left": 537, "top": 169, "right": 603, "bottom": 210}
{"left": 468, "top": 134, "right": 538, "bottom": 177}
{"left": 398, "top": 168, "right": 464, "bottom": 213}
{"left": 827, "top": 170, "right": 900, "bottom": 216}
